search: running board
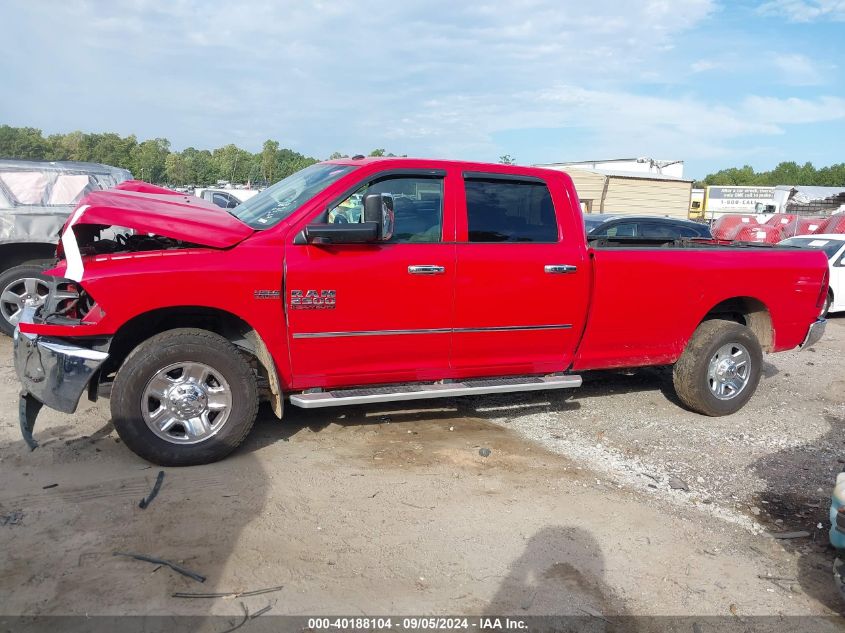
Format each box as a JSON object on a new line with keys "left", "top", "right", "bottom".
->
{"left": 289, "top": 375, "right": 582, "bottom": 409}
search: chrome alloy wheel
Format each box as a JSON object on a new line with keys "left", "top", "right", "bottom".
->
{"left": 141, "top": 362, "right": 233, "bottom": 444}
{"left": 707, "top": 342, "right": 751, "bottom": 400}
{"left": 1, "top": 277, "right": 49, "bottom": 326}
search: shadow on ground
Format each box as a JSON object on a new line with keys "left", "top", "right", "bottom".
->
{"left": 0, "top": 417, "right": 272, "bottom": 627}
{"left": 751, "top": 410, "right": 845, "bottom": 613}
{"left": 239, "top": 364, "right": 696, "bottom": 457}
{"left": 486, "top": 526, "right": 627, "bottom": 615}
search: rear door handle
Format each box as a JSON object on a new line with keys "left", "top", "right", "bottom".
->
{"left": 545, "top": 264, "right": 577, "bottom": 274}
{"left": 408, "top": 265, "right": 446, "bottom": 275}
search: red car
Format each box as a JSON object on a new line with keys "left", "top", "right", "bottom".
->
{"left": 14, "top": 158, "right": 828, "bottom": 465}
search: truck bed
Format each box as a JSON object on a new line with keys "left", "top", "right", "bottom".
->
{"left": 572, "top": 241, "right": 827, "bottom": 370}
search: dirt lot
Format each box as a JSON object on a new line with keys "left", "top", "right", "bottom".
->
{"left": 0, "top": 317, "right": 843, "bottom": 621}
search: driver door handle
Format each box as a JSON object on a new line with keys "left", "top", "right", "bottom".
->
{"left": 408, "top": 265, "right": 446, "bottom": 275}
{"left": 544, "top": 264, "right": 577, "bottom": 274}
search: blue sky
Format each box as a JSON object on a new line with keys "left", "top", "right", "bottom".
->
{"left": 0, "top": 0, "right": 843, "bottom": 178}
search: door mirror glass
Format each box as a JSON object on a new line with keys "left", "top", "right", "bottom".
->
{"left": 362, "top": 193, "right": 394, "bottom": 241}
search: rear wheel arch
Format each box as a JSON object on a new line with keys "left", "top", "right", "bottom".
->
{"left": 105, "top": 306, "right": 283, "bottom": 418}
{"left": 697, "top": 296, "right": 773, "bottom": 352}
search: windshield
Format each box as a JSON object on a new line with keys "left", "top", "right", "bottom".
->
{"left": 780, "top": 237, "right": 845, "bottom": 259}
{"left": 231, "top": 163, "right": 356, "bottom": 229}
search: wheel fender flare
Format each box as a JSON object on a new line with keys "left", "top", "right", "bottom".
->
{"left": 243, "top": 328, "right": 283, "bottom": 419}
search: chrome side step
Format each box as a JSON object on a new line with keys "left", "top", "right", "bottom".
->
{"left": 289, "top": 375, "right": 582, "bottom": 409}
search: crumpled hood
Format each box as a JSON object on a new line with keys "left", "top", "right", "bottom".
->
{"left": 70, "top": 187, "right": 255, "bottom": 249}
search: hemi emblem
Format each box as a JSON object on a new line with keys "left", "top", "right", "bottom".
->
{"left": 290, "top": 289, "right": 336, "bottom": 310}
{"left": 254, "top": 290, "right": 281, "bottom": 299}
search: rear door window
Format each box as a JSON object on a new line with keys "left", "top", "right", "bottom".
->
{"left": 464, "top": 178, "right": 558, "bottom": 243}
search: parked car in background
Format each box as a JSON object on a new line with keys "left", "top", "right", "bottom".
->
{"left": 0, "top": 159, "right": 130, "bottom": 335}
{"left": 584, "top": 214, "right": 712, "bottom": 239}
{"left": 194, "top": 188, "right": 259, "bottom": 209}
{"left": 779, "top": 234, "right": 845, "bottom": 317}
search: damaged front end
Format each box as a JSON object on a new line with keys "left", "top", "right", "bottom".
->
{"left": 14, "top": 266, "right": 113, "bottom": 449}
{"left": 13, "top": 189, "right": 255, "bottom": 450}
{"left": 14, "top": 306, "right": 110, "bottom": 449}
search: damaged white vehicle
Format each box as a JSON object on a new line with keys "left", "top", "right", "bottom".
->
{"left": 0, "top": 160, "right": 131, "bottom": 335}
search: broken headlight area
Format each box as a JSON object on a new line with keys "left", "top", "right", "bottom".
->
{"left": 35, "top": 278, "right": 100, "bottom": 325}
{"left": 65, "top": 224, "right": 204, "bottom": 257}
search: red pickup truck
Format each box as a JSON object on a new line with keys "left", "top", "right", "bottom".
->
{"left": 14, "top": 158, "right": 828, "bottom": 465}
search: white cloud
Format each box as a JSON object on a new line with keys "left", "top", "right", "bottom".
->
{"left": 772, "top": 53, "right": 827, "bottom": 84}
{"left": 0, "top": 0, "right": 721, "bottom": 154}
{"left": 2, "top": 0, "right": 843, "bottom": 172}
{"left": 758, "top": 0, "right": 845, "bottom": 21}
{"left": 742, "top": 95, "right": 845, "bottom": 123}
{"left": 691, "top": 59, "right": 721, "bottom": 73}
{"left": 383, "top": 86, "right": 845, "bottom": 162}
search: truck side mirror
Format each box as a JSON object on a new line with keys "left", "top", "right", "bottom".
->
{"left": 303, "top": 193, "right": 394, "bottom": 244}
{"left": 363, "top": 193, "right": 394, "bottom": 241}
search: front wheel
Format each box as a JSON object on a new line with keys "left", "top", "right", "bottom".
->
{"left": 110, "top": 328, "right": 259, "bottom": 466}
{"left": 672, "top": 319, "right": 763, "bottom": 416}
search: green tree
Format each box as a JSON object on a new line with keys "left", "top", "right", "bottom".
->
{"left": 703, "top": 165, "right": 758, "bottom": 186}
{"left": 89, "top": 132, "right": 138, "bottom": 167}
{"left": 212, "top": 144, "right": 253, "bottom": 184}
{"left": 368, "top": 148, "right": 386, "bottom": 157}
{"left": 132, "top": 138, "right": 170, "bottom": 183}
{"left": 701, "top": 161, "right": 845, "bottom": 187}
{"left": 53, "top": 130, "right": 86, "bottom": 161}
{"left": 165, "top": 152, "right": 191, "bottom": 185}
{"left": 181, "top": 147, "right": 215, "bottom": 185}
{"left": 275, "top": 147, "right": 317, "bottom": 180}
{"left": 0, "top": 126, "right": 50, "bottom": 159}
{"left": 499, "top": 154, "right": 516, "bottom": 165}
{"left": 261, "top": 139, "right": 279, "bottom": 184}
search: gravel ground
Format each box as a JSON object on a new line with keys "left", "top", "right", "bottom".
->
{"left": 479, "top": 316, "right": 845, "bottom": 533}
{"left": 0, "top": 317, "right": 843, "bottom": 623}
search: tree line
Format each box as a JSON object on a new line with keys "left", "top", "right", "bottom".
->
{"left": 698, "top": 162, "right": 845, "bottom": 188}
{"left": 2, "top": 125, "right": 843, "bottom": 189}
{"left": 0, "top": 125, "right": 397, "bottom": 186}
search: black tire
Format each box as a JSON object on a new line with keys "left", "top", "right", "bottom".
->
{"left": 672, "top": 319, "right": 763, "bottom": 416}
{"left": 110, "top": 328, "right": 259, "bottom": 466}
{"left": 0, "top": 261, "right": 53, "bottom": 336}
{"left": 821, "top": 291, "right": 832, "bottom": 319}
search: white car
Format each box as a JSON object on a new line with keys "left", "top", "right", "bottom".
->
{"left": 194, "top": 187, "right": 260, "bottom": 209}
{"left": 780, "top": 233, "right": 845, "bottom": 317}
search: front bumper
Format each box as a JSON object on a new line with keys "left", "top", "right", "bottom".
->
{"left": 13, "top": 313, "right": 109, "bottom": 448}
{"left": 800, "top": 318, "right": 826, "bottom": 349}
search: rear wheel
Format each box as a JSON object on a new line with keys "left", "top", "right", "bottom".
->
{"left": 0, "top": 261, "right": 53, "bottom": 336}
{"left": 672, "top": 319, "right": 762, "bottom": 416}
{"left": 110, "top": 328, "right": 258, "bottom": 466}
